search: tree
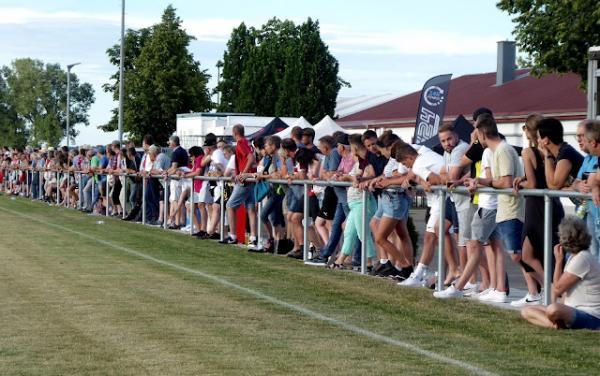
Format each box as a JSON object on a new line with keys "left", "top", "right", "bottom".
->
{"left": 103, "top": 5, "right": 212, "bottom": 144}
{"left": 0, "top": 58, "right": 94, "bottom": 147}
{"left": 0, "top": 74, "right": 27, "bottom": 148}
{"left": 217, "top": 18, "right": 348, "bottom": 122}
{"left": 215, "top": 23, "right": 255, "bottom": 112}
{"left": 497, "top": 0, "right": 600, "bottom": 83}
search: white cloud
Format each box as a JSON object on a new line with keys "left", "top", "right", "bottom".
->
{"left": 320, "top": 24, "right": 500, "bottom": 56}
{"left": 0, "top": 7, "right": 238, "bottom": 43}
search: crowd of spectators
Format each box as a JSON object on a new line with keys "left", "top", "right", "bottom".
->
{"left": 3, "top": 108, "right": 600, "bottom": 330}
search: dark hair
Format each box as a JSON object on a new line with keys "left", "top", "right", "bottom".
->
{"left": 127, "top": 147, "right": 137, "bottom": 157}
{"left": 378, "top": 130, "right": 400, "bottom": 148}
{"left": 291, "top": 126, "right": 303, "bottom": 140}
{"left": 266, "top": 135, "right": 281, "bottom": 149}
{"left": 143, "top": 134, "right": 154, "bottom": 146}
{"left": 294, "top": 147, "right": 317, "bottom": 168}
{"left": 332, "top": 131, "right": 345, "bottom": 139}
{"left": 393, "top": 142, "right": 417, "bottom": 162}
{"left": 254, "top": 137, "right": 265, "bottom": 150}
{"left": 318, "top": 135, "right": 336, "bottom": 148}
{"left": 349, "top": 134, "right": 365, "bottom": 149}
{"left": 233, "top": 124, "right": 245, "bottom": 136}
{"left": 538, "top": 117, "right": 564, "bottom": 145}
{"left": 361, "top": 130, "right": 377, "bottom": 143}
{"left": 475, "top": 113, "right": 499, "bottom": 138}
{"left": 302, "top": 127, "right": 315, "bottom": 138}
{"left": 188, "top": 146, "right": 204, "bottom": 158}
{"left": 472, "top": 107, "right": 493, "bottom": 122}
{"left": 281, "top": 138, "right": 298, "bottom": 152}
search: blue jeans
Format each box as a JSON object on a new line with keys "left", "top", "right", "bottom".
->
{"left": 144, "top": 178, "right": 160, "bottom": 222}
{"left": 261, "top": 193, "right": 284, "bottom": 227}
{"left": 587, "top": 209, "right": 600, "bottom": 262}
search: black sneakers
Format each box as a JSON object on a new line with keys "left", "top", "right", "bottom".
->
{"left": 375, "top": 262, "right": 397, "bottom": 277}
{"left": 218, "top": 236, "right": 238, "bottom": 245}
{"left": 305, "top": 255, "right": 328, "bottom": 266}
{"left": 286, "top": 249, "right": 303, "bottom": 259}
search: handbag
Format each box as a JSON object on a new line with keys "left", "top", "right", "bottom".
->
{"left": 254, "top": 156, "right": 273, "bottom": 202}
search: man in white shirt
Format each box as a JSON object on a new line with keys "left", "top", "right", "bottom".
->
{"left": 394, "top": 143, "right": 456, "bottom": 287}
{"left": 439, "top": 124, "right": 472, "bottom": 283}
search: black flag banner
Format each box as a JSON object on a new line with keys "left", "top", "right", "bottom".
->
{"left": 413, "top": 74, "right": 452, "bottom": 144}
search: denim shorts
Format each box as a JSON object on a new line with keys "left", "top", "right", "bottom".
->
{"left": 496, "top": 218, "right": 523, "bottom": 254}
{"left": 569, "top": 308, "right": 600, "bottom": 330}
{"left": 374, "top": 190, "right": 410, "bottom": 221}
{"left": 226, "top": 183, "right": 256, "bottom": 210}
{"left": 286, "top": 191, "right": 303, "bottom": 213}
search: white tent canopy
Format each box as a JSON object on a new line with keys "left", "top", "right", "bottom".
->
{"left": 275, "top": 115, "right": 346, "bottom": 140}
{"left": 312, "top": 115, "right": 346, "bottom": 140}
{"left": 275, "top": 116, "right": 313, "bottom": 139}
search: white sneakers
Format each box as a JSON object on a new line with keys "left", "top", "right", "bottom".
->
{"left": 478, "top": 289, "right": 508, "bottom": 303}
{"left": 399, "top": 273, "right": 427, "bottom": 288}
{"left": 510, "top": 293, "right": 542, "bottom": 307}
{"left": 462, "top": 282, "right": 480, "bottom": 297}
{"left": 433, "top": 284, "right": 463, "bottom": 299}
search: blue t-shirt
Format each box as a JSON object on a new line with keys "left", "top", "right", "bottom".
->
{"left": 576, "top": 155, "right": 598, "bottom": 180}
{"left": 578, "top": 155, "right": 600, "bottom": 216}
{"left": 324, "top": 148, "right": 342, "bottom": 172}
{"left": 100, "top": 155, "right": 109, "bottom": 169}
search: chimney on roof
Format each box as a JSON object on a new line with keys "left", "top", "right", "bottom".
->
{"left": 496, "top": 41, "right": 516, "bottom": 86}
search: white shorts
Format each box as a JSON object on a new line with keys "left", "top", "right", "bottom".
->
{"left": 425, "top": 204, "right": 440, "bottom": 234}
{"left": 169, "top": 179, "right": 183, "bottom": 202}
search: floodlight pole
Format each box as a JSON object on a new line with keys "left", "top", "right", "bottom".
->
{"left": 66, "top": 62, "right": 81, "bottom": 148}
{"left": 118, "top": 0, "right": 126, "bottom": 146}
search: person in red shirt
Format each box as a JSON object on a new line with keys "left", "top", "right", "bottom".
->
{"left": 219, "top": 124, "right": 258, "bottom": 246}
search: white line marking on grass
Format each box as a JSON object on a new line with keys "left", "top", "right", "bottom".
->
{"left": 0, "top": 204, "right": 497, "bottom": 376}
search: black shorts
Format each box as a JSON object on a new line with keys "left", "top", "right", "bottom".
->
{"left": 317, "top": 187, "right": 337, "bottom": 220}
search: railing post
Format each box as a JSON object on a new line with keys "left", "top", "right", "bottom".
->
{"left": 91, "top": 176, "right": 96, "bottom": 211}
{"left": 142, "top": 176, "right": 147, "bottom": 225}
{"left": 56, "top": 171, "right": 60, "bottom": 205}
{"left": 360, "top": 189, "right": 368, "bottom": 275}
{"left": 220, "top": 180, "right": 225, "bottom": 242}
{"left": 303, "top": 183, "right": 309, "bottom": 261}
{"left": 257, "top": 198, "right": 262, "bottom": 248}
{"left": 437, "top": 189, "right": 447, "bottom": 292}
{"left": 122, "top": 174, "right": 127, "bottom": 219}
{"left": 38, "top": 169, "right": 42, "bottom": 200}
{"left": 25, "top": 168, "right": 30, "bottom": 198}
{"left": 543, "top": 194, "right": 553, "bottom": 305}
{"left": 189, "top": 176, "right": 194, "bottom": 236}
{"left": 65, "top": 173, "right": 70, "bottom": 208}
{"left": 105, "top": 174, "right": 110, "bottom": 217}
{"left": 164, "top": 175, "right": 169, "bottom": 229}
{"left": 78, "top": 173, "right": 83, "bottom": 209}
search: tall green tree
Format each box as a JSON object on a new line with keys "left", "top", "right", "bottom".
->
{"left": 217, "top": 18, "right": 348, "bottom": 122}
{"left": 0, "top": 58, "right": 94, "bottom": 147}
{"left": 103, "top": 5, "right": 212, "bottom": 144}
{"left": 0, "top": 74, "right": 27, "bottom": 148}
{"left": 215, "top": 23, "right": 255, "bottom": 112}
{"left": 497, "top": 0, "right": 600, "bottom": 83}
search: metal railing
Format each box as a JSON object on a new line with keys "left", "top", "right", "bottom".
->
{"left": 1, "top": 166, "right": 590, "bottom": 305}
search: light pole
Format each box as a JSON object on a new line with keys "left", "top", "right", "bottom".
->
{"left": 118, "top": 0, "right": 126, "bottom": 146}
{"left": 66, "top": 62, "right": 81, "bottom": 149}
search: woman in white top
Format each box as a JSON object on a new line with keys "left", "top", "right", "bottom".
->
{"left": 522, "top": 216, "right": 600, "bottom": 330}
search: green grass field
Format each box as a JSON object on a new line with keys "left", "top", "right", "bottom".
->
{"left": 0, "top": 195, "right": 598, "bottom": 375}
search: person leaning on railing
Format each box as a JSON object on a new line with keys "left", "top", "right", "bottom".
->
{"left": 521, "top": 216, "right": 600, "bottom": 330}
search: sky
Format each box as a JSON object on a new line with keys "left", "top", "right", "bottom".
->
{"left": 0, "top": 0, "right": 517, "bottom": 145}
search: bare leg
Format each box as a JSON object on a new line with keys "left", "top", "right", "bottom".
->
{"left": 522, "top": 236, "right": 545, "bottom": 286}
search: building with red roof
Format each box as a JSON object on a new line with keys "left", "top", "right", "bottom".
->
{"left": 338, "top": 42, "right": 587, "bottom": 147}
